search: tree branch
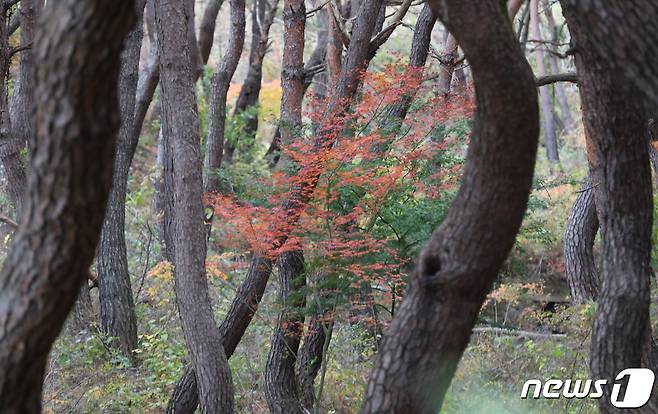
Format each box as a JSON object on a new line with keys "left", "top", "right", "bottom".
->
{"left": 535, "top": 72, "right": 578, "bottom": 86}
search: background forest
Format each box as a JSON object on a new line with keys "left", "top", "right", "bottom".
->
{"left": 0, "top": 0, "right": 656, "bottom": 413}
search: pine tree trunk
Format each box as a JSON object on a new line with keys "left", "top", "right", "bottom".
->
{"left": 225, "top": 0, "right": 278, "bottom": 161}
{"left": 561, "top": 1, "right": 658, "bottom": 411}
{"left": 563, "top": 176, "right": 599, "bottom": 304}
{"left": 0, "top": 0, "right": 135, "bottom": 411}
{"left": 361, "top": 0, "right": 539, "bottom": 411}
{"left": 531, "top": 0, "right": 559, "bottom": 169}
{"left": 202, "top": 0, "right": 246, "bottom": 193}
{"left": 168, "top": 0, "right": 385, "bottom": 407}
{"left": 155, "top": 0, "right": 235, "bottom": 411}
{"left": 97, "top": 0, "right": 145, "bottom": 359}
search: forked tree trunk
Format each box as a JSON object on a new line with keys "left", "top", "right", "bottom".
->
{"left": 563, "top": 176, "right": 599, "bottom": 304}
{"left": 561, "top": 2, "right": 658, "bottom": 411}
{"left": 530, "top": 0, "right": 559, "bottom": 169}
{"left": 225, "top": 0, "right": 278, "bottom": 162}
{"left": 0, "top": 0, "right": 135, "bottom": 411}
{"left": 154, "top": 0, "right": 235, "bottom": 412}
{"left": 360, "top": 0, "right": 539, "bottom": 412}
{"left": 167, "top": 0, "right": 385, "bottom": 408}
{"left": 202, "top": 0, "right": 246, "bottom": 193}
{"left": 97, "top": 0, "right": 146, "bottom": 359}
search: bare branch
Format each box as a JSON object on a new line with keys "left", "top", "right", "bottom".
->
{"left": 369, "top": 0, "right": 413, "bottom": 53}
{"left": 0, "top": 213, "right": 17, "bottom": 229}
{"left": 535, "top": 72, "right": 578, "bottom": 86}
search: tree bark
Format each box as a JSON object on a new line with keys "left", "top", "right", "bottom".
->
{"left": 563, "top": 176, "right": 599, "bottom": 304}
{"left": 265, "top": 251, "right": 307, "bottom": 413}
{"left": 168, "top": 0, "right": 385, "bottom": 408}
{"left": 384, "top": 3, "right": 436, "bottom": 127}
{"left": 4, "top": 0, "right": 38, "bottom": 218}
{"left": 543, "top": 1, "right": 575, "bottom": 132}
{"left": 530, "top": 0, "right": 559, "bottom": 168}
{"left": 97, "top": 0, "right": 146, "bottom": 359}
{"left": 154, "top": 0, "right": 235, "bottom": 412}
{"left": 560, "top": 2, "right": 658, "bottom": 411}
{"left": 360, "top": 0, "right": 539, "bottom": 412}
{"left": 0, "top": 0, "right": 135, "bottom": 412}
{"left": 296, "top": 308, "right": 334, "bottom": 410}
{"left": 198, "top": 0, "right": 226, "bottom": 65}
{"left": 0, "top": 7, "right": 26, "bottom": 217}
{"left": 202, "top": 0, "right": 246, "bottom": 193}
{"left": 263, "top": 0, "right": 307, "bottom": 410}
{"left": 224, "top": 0, "right": 279, "bottom": 162}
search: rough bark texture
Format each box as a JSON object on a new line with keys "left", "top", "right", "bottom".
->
{"left": 263, "top": 0, "right": 307, "bottom": 410}
{"left": 224, "top": 0, "right": 278, "bottom": 162}
{"left": 97, "top": 0, "right": 146, "bottom": 358}
{"left": 530, "top": 0, "right": 559, "bottom": 168}
{"left": 0, "top": 7, "right": 25, "bottom": 217}
{"left": 384, "top": 3, "right": 436, "bottom": 126}
{"left": 202, "top": 0, "right": 246, "bottom": 192}
{"left": 563, "top": 176, "right": 599, "bottom": 304}
{"left": 360, "top": 1, "right": 539, "bottom": 412}
{"left": 4, "top": 0, "right": 38, "bottom": 217}
{"left": 0, "top": 0, "right": 135, "bottom": 412}
{"left": 560, "top": 2, "right": 658, "bottom": 412}
{"left": 168, "top": 0, "right": 385, "bottom": 408}
{"left": 154, "top": 0, "right": 234, "bottom": 412}
{"left": 296, "top": 310, "right": 334, "bottom": 410}
{"left": 437, "top": 34, "right": 458, "bottom": 97}
{"left": 265, "top": 251, "right": 307, "bottom": 413}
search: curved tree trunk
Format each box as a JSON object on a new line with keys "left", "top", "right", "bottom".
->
{"left": 198, "top": 0, "right": 226, "bottom": 65}
{"left": 0, "top": 0, "right": 135, "bottom": 411}
{"left": 563, "top": 176, "right": 599, "bottom": 304}
{"left": 224, "top": 0, "right": 278, "bottom": 162}
{"left": 154, "top": 0, "right": 235, "bottom": 412}
{"left": 530, "top": 0, "right": 559, "bottom": 169}
{"left": 202, "top": 0, "right": 246, "bottom": 193}
{"left": 167, "top": 0, "right": 385, "bottom": 408}
{"left": 561, "top": 2, "right": 658, "bottom": 411}
{"left": 360, "top": 0, "right": 539, "bottom": 412}
{"left": 97, "top": 0, "right": 146, "bottom": 359}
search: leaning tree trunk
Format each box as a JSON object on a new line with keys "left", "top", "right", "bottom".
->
{"left": 530, "top": 0, "right": 559, "bottom": 169}
{"left": 198, "top": 0, "right": 226, "bottom": 65}
{"left": 96, "top": 0, "right": 145, "bottom": 359}
{"left": 263, "top": 0, "right": 307, "bottom": 410}
{"left": 154, "top": 0, "right": 235, "bottom": 412}
{"left": 202, "top": 0, "right": 246, "bottom": 193}
{"left": 0, "top": 0, "right": 135, "bottom": 412}
{"left": 167, "top": 0, "right": 385, "bottom": 408}
{"left": 224, "top": 0, "right": 278, "bottom": 162}
{"left": 360, "top": 0, "right": 539, "bottom": 412}
{"left": 563, "top": 176, "right": 599, "bottom": 304}
{"left": 561, "top": 2, "right": 658, "bottom": 411}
